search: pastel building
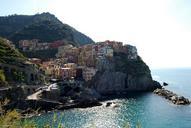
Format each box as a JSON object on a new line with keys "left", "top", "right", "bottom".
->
{"left": 60, "top": 63, "right": 77, "bottom": 79}
{"left": 97, "top": 45, "right": 113, "bottom": 58}
{"left": 41, "top": 60, "right": 61, "bottom": 78}
{"left": 61, "top": 67, "right": 76, "bottom": 79}
{"left": 64, "top": 63, "right": 77, "bottom": 69}
{"left": 124, "top": 45, "right": 138, "bottom": 60}
{"left": 56, "top": 45, "right": 73, "bottom": 58}
{"left": 104, "top": 40, "right": 123, "bottom": 52}
{"left": 36, "top": 43, "right": 49, "bottom": 50}
{"left": 53, "top": 65, "right": 61, "bottom": 79}
{"left": 19, "top": 39, "right": 38, "bottom": 51}
{"left": 49, "top": 40, "right": 65, "bottom": 49}
{"left": 57, "top": 45, "right": 79, "bottom": 63}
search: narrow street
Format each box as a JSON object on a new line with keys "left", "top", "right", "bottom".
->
{"left": 26, "top": 83, "right": 58, "bottom": 100}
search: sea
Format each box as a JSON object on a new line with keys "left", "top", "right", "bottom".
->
{"left": 33, "top": 68, "right": 191, "bottom": 128}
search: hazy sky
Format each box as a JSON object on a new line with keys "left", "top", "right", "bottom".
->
{"left": 1, "top": 0, "right": 191, "bottom": 69}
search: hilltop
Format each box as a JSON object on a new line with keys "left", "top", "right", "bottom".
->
{"left": 0, "top": 12, "right": 94, "bottom": 46}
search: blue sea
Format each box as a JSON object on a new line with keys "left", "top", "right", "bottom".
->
{"left": 33, "top": 68, "right": 191, "bottom": 128}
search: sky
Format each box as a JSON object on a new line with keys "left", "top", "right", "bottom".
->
{"left": 1, "top": 0, "right": 191, "bottom": 69}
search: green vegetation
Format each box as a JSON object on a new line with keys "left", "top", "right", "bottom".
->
{"left": 0, "top": 99, "right": 37, "bottom": 128}
{"left": 0, "top": 13, "right": 94, "bottom": 59}
{"left": 114, "top": 52, "right": 151, "bottom": 77}
{"left": 0, "top": 110, "right": 63, "bottom": 128}
{"left": 0, "top": 37, "right": 26, "bottom": 65}
{"left": 0, "top": 98, "right": 142, "bottom": 128}
{"left": 0, "top": 38, "right": 42, "bottom": 84}
{"left": 0, "top": 70, "right": 5, "bottom": 82}
{"left": 0, "top": 12, "right": 94, "bottom": 45}
{"left": 0, "top": 69, "right": 8, "bottom": 86}
{"left": 0, "top": 37, "right": 27, "bottom": 84}
{"left": 11, "top": 20, "right": 73, "bottom": 43}
{"left": 13, "top": 70, "right": 26, "bottom": 83}
{"left": 136, "top": 121, "right": 142, "bottom": 128}
{"left": 123, "top": 121, "right": 142, "bottom": 128}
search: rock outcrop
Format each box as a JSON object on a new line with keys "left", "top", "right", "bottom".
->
{"left": 59, "top": 83, "right": 101, "bottom": 103}
{"left": 154, "top": 88, "right": 190, "bottom": 105}
{"left": 88, "top": 50, "right": 161, "bottom": 95}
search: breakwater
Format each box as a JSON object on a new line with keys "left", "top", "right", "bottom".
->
{"left": 154, "top": 88, "right": 190, "bottom": 105}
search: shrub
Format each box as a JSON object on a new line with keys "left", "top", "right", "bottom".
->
{"left": 0, "top": 70, "right": 6, "bottom": 82}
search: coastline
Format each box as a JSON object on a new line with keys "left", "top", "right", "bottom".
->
{"left": 2, "top": 89, "right": 155, "bottom": 119}
{"left": 2, "top": 79, "right": 191, "bottom": 120}
{"left": 5, "top": 91, "right": 157, "bottom": 118}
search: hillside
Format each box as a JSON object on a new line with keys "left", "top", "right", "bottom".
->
{"left": 0, "top": 38, "right": 26, "bottom": 65}
{"left": 0, "top": 37, "right": 46, "bottom": 85}
{"left": 0, "top": 12, "right": 94, "bottom": 46}
{"left": 0, "top": 37, "right": 26, "bottom": 85}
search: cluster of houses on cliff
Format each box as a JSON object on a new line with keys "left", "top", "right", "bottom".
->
{"left": 29, "top": 40, "right": 138, "bottom": 82}
{"left": 19, "top": 39, "right": 68, "bottom": 51}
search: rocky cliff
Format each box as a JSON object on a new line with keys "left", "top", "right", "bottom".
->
{"left": 88, "top": 50, "right": 161, "bottom": 95}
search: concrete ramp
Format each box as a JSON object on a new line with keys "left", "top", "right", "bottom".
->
{"left": 27, "top": 90, "right": 43, "bottom": 100}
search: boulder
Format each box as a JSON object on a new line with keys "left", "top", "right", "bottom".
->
{"left": 106, "top": 102, "right": 112, "bottom": 107}
{"left": 171, "top": 96, "right": 177, "bottom": 101}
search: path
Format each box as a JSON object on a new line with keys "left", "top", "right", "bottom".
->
{"left": 26, "top": 90, "right": 43, "bottom": 100}
{"left": 26, "top": 83, "right": 58, "bottom": 100}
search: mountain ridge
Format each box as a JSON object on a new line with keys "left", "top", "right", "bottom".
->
{"left": 0, "top": 12, "right": 94, "bottom": 46}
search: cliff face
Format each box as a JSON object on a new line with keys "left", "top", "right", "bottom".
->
{"left": 88, "top": 48, "right": 160, "bottom": 94}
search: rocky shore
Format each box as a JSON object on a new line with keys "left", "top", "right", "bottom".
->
{"left": 1, "top": 82, "right": 103, "bottom": 118}
{"left": 2, "top": 85, "right": 191, "bottom": 119}
{"left": 1, "top": 79, "right": 162, "bottom": 119}
{"left": 3, "top": 98, "right": 102, "bottom": 118}
{"left": 154, "top": 88, "right": 190, "bottom": 105}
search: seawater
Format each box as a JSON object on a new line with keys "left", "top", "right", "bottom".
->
{"left": 33, "top": 68, "right": 191, "bottom": 128}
